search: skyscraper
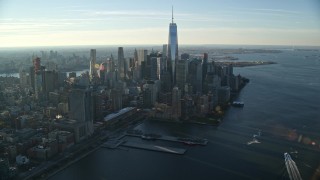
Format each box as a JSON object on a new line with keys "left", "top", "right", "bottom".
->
{"left": 137, "top": 49, "right": 148, "bottom": 67}
{"left": 68, "top": 88, "right": 94, "bottom": 136}
{"left": 43, "top": 70, "right": 58, "bottom": 96}
{"left": 110, "top": 89, "right": 122, "bottom": 111}
{"left": 162, "top": 44, "right": 168, "bottom": 70}
{"left": 176, "top": 60, "right": 188, "bottom": 92}
{"left": 188, "top": 59, "right": 203, "bottom": 94}
{"left": 172, "top": 86, "right": 181, "bottom": 118}
{"left": 89, "top": 49, "right": 97, "bottom": 80}
{"left": 167, "top": 7, "right": 178, "bottom": 85}
{"left": 202, "top": 53, "right": 208, "bottom": 82}
{"left": 135, "top": 49, "right": 148, "bottom": 80}
{"left": 118, "top": 47, "right": 125, "bottom": 79}
{"left": 33, "top": 57, "right": 43, "bottom": 100}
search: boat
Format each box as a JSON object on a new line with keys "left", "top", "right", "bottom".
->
{"left": 247, "top": 139, "right": 260, "bottom": 145}
{"left": 141, "top": 135, "right": 156, "bottom": 140}
{"left": 232, "top": 101, "right": 244, "bottom": 107}
{"left": 178, "top": 137, "right": 208, "bottom": 145}
{"left": 141, "top": 133, "right": 160, "bottom": 140}
{"left": 183, "top": 141, "right": 197, "bottom": 146}
{"left": 284, "top": 152, "right": 302, "bottom": 180}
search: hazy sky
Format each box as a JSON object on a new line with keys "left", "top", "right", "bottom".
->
{"left": 1, "top": 0, "right": 320, "bottom": 47}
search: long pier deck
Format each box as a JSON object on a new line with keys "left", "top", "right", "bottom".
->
{"left": 121, "top": 141, "right": 186, "bottom": 155}
{"left": 101, "top": 132, "right": 206, "bottom": 155}
{"left": 101, "top": 140, "right": 124, "bottom": 149}
{"left": 125, "top": 133, "right": 208, "bottom": 145}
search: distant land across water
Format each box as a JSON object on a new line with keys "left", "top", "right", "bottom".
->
{"left": 1, "top": 44, "right": 317, "bottom": 76}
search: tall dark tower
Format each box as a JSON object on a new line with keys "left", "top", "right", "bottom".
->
{"left": 33, "top": 57, "right": 43, "bottom": 99}
{"left": 69, "top": 88, "right": 94, "bottom": 136}
{"left": 202, "top": 53, "right": 208, "bottom": 83}
{"left": 89, "top": 49, "right": 97, "bottom": 80}
{"left": 167, "top": 6, "right": 178, "bottom": 85}
{"left": 118, "top": 47, "right": 125, "bottom": 79}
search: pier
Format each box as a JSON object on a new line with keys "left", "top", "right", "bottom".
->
{"left": 125, "top": 132, "right": 208, "bottom": 145}
{"left": 101, "top": 140, "right": 124, "bottom": 149}
{"left": 101, "top": 132, "right": 206, "bottom": 155}
{"left": 121, "top": 141, "right": 186, "bottom": 155}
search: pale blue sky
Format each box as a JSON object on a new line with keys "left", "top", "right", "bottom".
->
{"left": 0, "top": 0, "right": 320, "bottom": 47}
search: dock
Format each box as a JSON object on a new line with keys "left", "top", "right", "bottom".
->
{"left": 121, "top": 141, "right": 186, "bottom": 155}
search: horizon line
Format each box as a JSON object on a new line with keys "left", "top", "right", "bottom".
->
{"left": 0, "top": 43, "right": 319, "bottom": 49}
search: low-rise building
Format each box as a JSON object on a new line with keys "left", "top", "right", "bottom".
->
{"left": 54, "top": 119, "right": 91, "bottom": 143}
{"left": 58, "top": 131, "right": 74, "bottom": 152}
{"left": 27, "top": 139, "right": 58, "bottom": 161}
{"left": 16, "top": 155, "right": 30, "bottom": 166}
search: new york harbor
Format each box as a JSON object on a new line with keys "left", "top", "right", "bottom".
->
{"left": 0, "top": 1, "right": 319, "bottom": 180}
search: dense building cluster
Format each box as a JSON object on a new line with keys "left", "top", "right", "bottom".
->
{"left": 0, "top": 12, "right": 247, "bottom": 179}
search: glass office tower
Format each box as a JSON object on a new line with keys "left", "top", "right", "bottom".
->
{"left": 167, "top": 7, "right": 178, "bottom": 85}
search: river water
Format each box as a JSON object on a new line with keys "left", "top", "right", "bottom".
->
{"left": 48, "top": 49, "right": 320, "bottom": 180}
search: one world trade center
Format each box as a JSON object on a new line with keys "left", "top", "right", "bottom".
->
{"left": 167, "top": 7, "right": 178, "bottom": 85}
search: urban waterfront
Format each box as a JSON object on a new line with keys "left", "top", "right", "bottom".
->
{"left": 48, "top": 49, "right": 320, "bottom": 180}
{"left": 1, "top": 1, "right": 320, "bottom": 180}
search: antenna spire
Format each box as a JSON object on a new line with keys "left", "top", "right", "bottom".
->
{"left": 172, "top": 6, "right": 174, "bottom": 23}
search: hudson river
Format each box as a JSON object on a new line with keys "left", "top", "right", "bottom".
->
{"left": 49, "top": 48, "right": 320, "bottom": 180}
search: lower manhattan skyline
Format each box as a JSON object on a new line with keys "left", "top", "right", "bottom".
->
{"left": 0, "top": 1, "right": 320, "bottom": 180}
{"left": 1, "top": 0, "right": 320, "bottom": 47}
